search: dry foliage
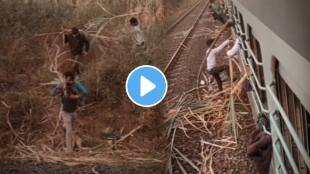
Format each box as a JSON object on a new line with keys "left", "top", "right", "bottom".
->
{"left": 0, "top": 0, "right": 172, "bottom": 165}
{"left": 165, "top": 58, "right": 252, "bottom": 173}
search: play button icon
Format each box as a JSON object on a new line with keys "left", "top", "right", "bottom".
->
{"left": 140, "top": 76, "right": 156, "bottom": 97}
{"left": 126, "top": 65, "right": 168, "bottom": 107}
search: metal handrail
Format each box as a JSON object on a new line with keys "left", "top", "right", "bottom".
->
{"left": 233, "top": 26, "right": 269, "bottom": 112}
{"left": 248, "top": 75, "right": 270, "bottom": 113}
{"left": 233, "top": 25, "right": 266, "bottom": 92}
{"left": 239, "top": 38, "right": 248, "bottom": 51}
{"left": 234, "top": 25, "right": 250, "bottom": 53}
{"left": 244, "top": 41, "right": 263, "bottom": 66}
{"left": 270, "top": 111, "right": 300, "bottom": 173}
{"left": 247, "top": 58, "right": 267, "bottom": 90}
{"left": 241, "top": 52, "right": 249, "bottom": 66}
{"left": 273, "top": 140, "right": 288, "bottom": 174}
{"left": 235, "top": 24, "right": 246, "bottom": 36}
{"left": 267, "top": 84, "right": 310, "bottom": 170}
{"left": 263, "top": 125, "right": 271, "bottom": 135}
{"left": 239, "top": 47, "right": 249, "bottom": 65}
{"left": 233, "top": 14, "right": 239, "bottom": 23}
{"left": 235, "top": 30, "right": 268, "bottom": 112}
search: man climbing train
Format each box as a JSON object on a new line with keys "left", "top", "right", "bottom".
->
{"left": 50, "top": 71, "right": 88, "bottom": 153}
{"left": 205, "top": 38, "right": 230, "bottom": 91}
{"left": 205, "top": 37, "right": 241, "bottom": 91}
{"left": 64, "top": 27, "right": 90, "bottom": 75}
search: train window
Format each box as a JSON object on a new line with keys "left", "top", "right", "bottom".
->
{"left": 247, "top": 25, "right": 267, "bottom": 105}
{"left": 275, "top": 59, "right": 310, "bottom": 174}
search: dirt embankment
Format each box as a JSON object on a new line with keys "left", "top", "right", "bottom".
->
{"left": 0, "top": 160, "right": 164, "bottom": 174}
{"left": 0, "top": 0, "right": 186, "bottom": 173}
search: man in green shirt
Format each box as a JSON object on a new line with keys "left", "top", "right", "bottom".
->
{"left": 50, "top": 71, "right": 88, "bottom": 153}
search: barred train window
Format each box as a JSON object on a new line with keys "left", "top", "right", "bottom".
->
{"left": 247, "top": 25, "right": 267, "bottom": 105}
{"left": 275, "top": 59, "right": 310, "bottom": 174}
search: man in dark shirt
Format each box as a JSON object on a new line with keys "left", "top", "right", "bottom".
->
{"left": 50, "top": 71, "right": 88, "bottom": 153}
{"left": 247, "top": 126, "right": 272, "bottom": 174}
{"left": 64, "top": 27, "right": 90, "bottom": 74}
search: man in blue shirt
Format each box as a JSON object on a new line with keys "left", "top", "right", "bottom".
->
{"left": 50, "top": 71, "right": 88, "bottom": 153}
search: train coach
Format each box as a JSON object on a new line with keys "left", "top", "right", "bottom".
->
{"left": 224, "top": 0, "right": 310, "bottom": 173}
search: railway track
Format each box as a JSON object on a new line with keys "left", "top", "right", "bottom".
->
{"left": 162, "top": 0, "right": 211, "bottom": 108}
{"left": 162, "top": 2, "right": 259, "bottom": 173}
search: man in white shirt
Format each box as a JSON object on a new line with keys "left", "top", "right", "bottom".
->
{"left": 206, "top": 38, "right": 237, "bottom": 91}
{"left": 226, "top": 38, "right": 240, "bottom": 57}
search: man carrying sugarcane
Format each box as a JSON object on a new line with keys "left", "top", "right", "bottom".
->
{"left": 64, "top": 27, "right": 90, "bottom": 75}
{"left": 205, "top": 34, "right": 242, "bottom": 92}
{"left": 50, "top": 71, "right": 88, "bottom": 153}
{"left": 205, "top": 38, "right": 231, "bottom": 91}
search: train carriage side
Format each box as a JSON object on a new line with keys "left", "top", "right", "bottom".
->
{"left": 225, "top": 0, "right": 310, "bottom": 173}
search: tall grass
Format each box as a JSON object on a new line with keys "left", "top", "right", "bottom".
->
{"left": 0, "top": 0, "right": 171, "bottom": 153}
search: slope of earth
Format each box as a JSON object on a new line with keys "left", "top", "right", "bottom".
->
{"left": 0, "top": 160, "right": 164, "bottom": 174}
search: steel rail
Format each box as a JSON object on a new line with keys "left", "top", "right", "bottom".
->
{"left": 166, "top": 0, "right": 203, "bottom": 33}
{"left": 164, "top": 0, "right": 210, "bottom": 74}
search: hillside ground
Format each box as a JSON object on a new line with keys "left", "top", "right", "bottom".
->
{"left": 0, "top": 0, "right": 199, "bottom": 173}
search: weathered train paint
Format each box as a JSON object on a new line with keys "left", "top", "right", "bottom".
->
{"left": 225, "top": 0, "right": 310, "bottom": 173}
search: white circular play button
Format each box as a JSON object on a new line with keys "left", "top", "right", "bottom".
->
{"left": 125, "top": 65, "right": 168, "bottom": 108}
{"left": 140, "top": 76, "right": 156, "bottom": 97}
